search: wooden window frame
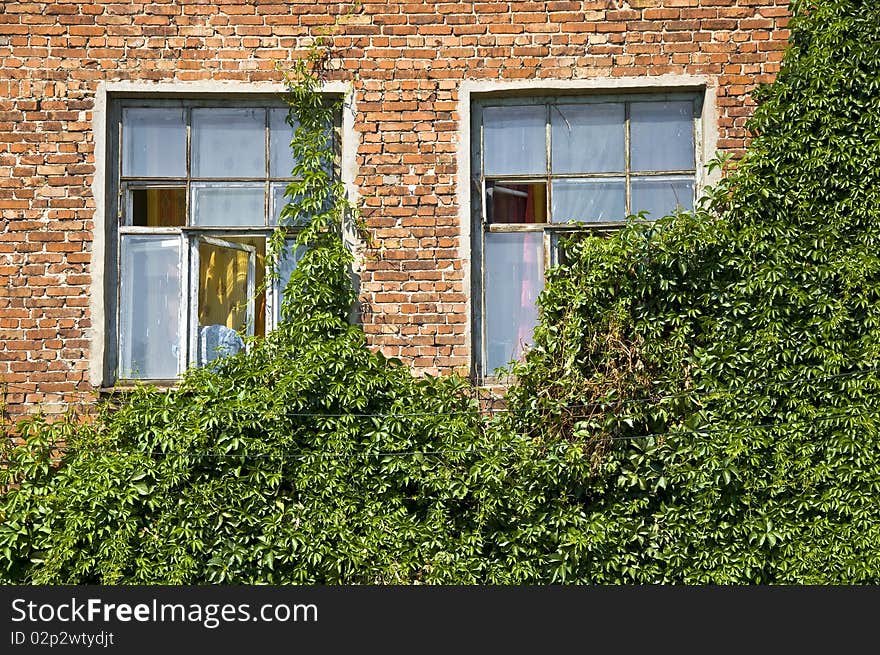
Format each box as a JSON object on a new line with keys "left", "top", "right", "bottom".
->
{"left": 470, "top": 91, "right": 704, "bottom": 382}
{"left": 108, "top": 96, "right": 336, "bottom": 385}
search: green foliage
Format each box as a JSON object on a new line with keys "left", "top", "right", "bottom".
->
{"left": 505, "top": 0, "right": 880, "bottom": 582}
{"left": 0, "top": 349, "right": 493, "bottom": 584}
{"left": 0, "top": 45, "right": 493, "bottom": 584}
{"left": 4, "top": 1, "right": 880, "bottom": 583}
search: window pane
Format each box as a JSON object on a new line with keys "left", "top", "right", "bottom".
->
{"left": 484, "top": 232, "right": 544, "bottom": 373}
{"left": 118, "top": 235, "right": 181, "bottom": 379}
{"left": 630, "top": 101, "right": 695, "bottom": 172}
{"left": 483, "top": 105, "right": 546, "bottom": 176}
{"left": 191, "top": 182, "right": 265, "bottom": 227}
{"left": 276, "top": 241, "right": 307, "bottom": 325}
{"left": 551, "top": 178, "right": 626, "bottom": 222}
{"left": 192, "top": 108, "right": 265, "bottom": 178}
{"left": 486, "top": 181, "right": 547, "bottom": 224}
{"left": 631, "top": 176, "right": 694, "bottom": 219}
{"left": 129, "top": 187, "right": 186, "bottom": 227}
{"left": 122, "top": 108, "right": 186, "bottom": 178}
{"left": 217, "top": 237, "right": 266, "bottom": 338}
{"left": 551, "top": 103, "right": 625, "bottom": 173}
{"left": 198, "top": 240, "right": 253, "bottom": 365}
{"left": 271, "top": 182, "right": 291, "bottom": 226}
{"left": 270, "top": 108, "right": 298, "bottom": 177}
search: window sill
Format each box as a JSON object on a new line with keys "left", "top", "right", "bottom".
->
{"left": 99, "top": 381, "right": 180, "bottom": 395}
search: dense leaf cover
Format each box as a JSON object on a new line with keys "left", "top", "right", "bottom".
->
{"left": 506, "top": 0, "right": 880, "bottom": 582}
{"left": 3, "top": 2, "right": 880, "bottom": 583}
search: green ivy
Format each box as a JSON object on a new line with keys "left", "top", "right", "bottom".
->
{"left": 3, "top": 2, "right": 880, "bottom": 584}
{"left": 505, "top": 0, "right": 880, "bottom": 583}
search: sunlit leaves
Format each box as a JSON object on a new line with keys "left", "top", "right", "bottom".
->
{"left": 4, "top": 2, "right": 880, "bottom": 585}
{"left": 504, "top": 0, "right": 880, "bottom": 583}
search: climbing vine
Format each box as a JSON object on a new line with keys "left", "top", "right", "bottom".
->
{"left": 3, "top": 1, "right": 880, "bottom": 584}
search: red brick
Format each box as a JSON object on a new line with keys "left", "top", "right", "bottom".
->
{"left": 0, "top": 0, "right": 790, "bottom": 415}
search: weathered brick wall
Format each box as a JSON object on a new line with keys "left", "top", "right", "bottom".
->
{"left": 0, "top": 0, "right": 790, "bottom": 416}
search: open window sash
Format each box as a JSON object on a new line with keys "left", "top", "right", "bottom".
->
{"left": 117, "top": 233, "right": 187, "bottom": 381}
{"left": 188, "top": 236, "right": 256, "bottom": 367}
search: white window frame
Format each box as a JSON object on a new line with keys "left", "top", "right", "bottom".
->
{"left": 465, "top": 81, "right": 714, "bottom": 382}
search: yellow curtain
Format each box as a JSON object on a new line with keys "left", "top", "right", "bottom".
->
{"left": 198, "top": 238, "right": 266, "bottom": 336}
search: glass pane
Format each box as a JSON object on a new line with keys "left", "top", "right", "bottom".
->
{"left": 276, "top": 241, "right": 307, "bottom": 325}
{"left": 271, "top": 182, "right": 290, "bottom": 226}
{"left": 483, "top": 105, "right": 546, "bottom": 176}
{"left": 191, "top": 182, "right": 265, "bottom": 227}
{"left": 486, "top": 181, "right": 547, "bottom": 224}
{"left": 192, "top": 108, "right": 265, "bottom": 178}
{"left": 221, "top": 237, "right": 266, "bottom": 338}
{"left": 551, "top": 103, "right": 625, "bottom": 173}
{"left": 270, "top": 108, "right": 298, "bottom": 177}
{"left": 270, "top": 182, "right": 313, "bottom": 226}
{"left": 118, "top": 235, "right": 181, "bottom": 379}
{"left": 271, "top": 181, "right": 337, "bottom": 226}
{"left": 129, "top": 187, "right": 186, "bottom": 227}
{"left": 630, "top": 100, "right": 695, "bottom": 172}
{"left": 198, "top": 240, "right": 252, "bottom": 365}
{"left": 631, "top": 176, "right": 694, "bottom": 219}
{"left": 484, "top": 232, "right": 544, "bottom": 374}
{"left": 551, "top": 178, "right": 626, "bottom": 223}
{"left": 122, "top": 108, "right": 186, "bottom": 178}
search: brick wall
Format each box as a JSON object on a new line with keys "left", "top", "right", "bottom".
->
{"left": 0, "top": 0, "right": 790, "bottom": 416}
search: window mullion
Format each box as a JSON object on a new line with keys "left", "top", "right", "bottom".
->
{"left": 545, "top": 103, "right": 552, "bottom": 226}
{"left": 624, "top": 102, "right": 631, "bottom": 217}
{"left": 117, "top": 118, "right": 124, "bottom": 226}
{"left": 486, "top": 223, "right": 545, "bottom": 233}
{"left": 247, "top": 246, "right": 256, "bottom": 348}
{"left": 178, "top": 232, "right": 189, "bottom": 375}
{"left": 264, "top": 107, "right": 270, "bottom": 227}
{"left": 479, "top": 107, "right": 487, "bottom": 377}
{"left": 185, "top": 106, "right": 194, "bottom": 234}
{"left": 543, "top": 231, "right": 551, "bottom": 274}
{"left": 184, "top": 107, "right": 192, "bottom": 369}
{"left": 187, "top": 236, "right": 199, "bottom": 370}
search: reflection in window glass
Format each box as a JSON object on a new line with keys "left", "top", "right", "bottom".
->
{"left": 551, "top": 178, "right": 626, "bottom": 223}
{"left": 631, "top": 176, "right": 694, "bottom": 219}
{"left": 270, "top": 108, "right": 298, "bottom": 178}
{"left": 483, "top": 105, "right": 546, "bottom": 176}
{"left": 551, "top": 103, "right": 625, "bottom": 173}
{"left": 118, "top": 236, "right": 181, "bottom": 379}
{"left": 484, "top": 232, "right": 544, "bottom": 373}
{"left": 192, "top": 108, "right": 265, "bottom": 178}
{"left": 191, "top": 183, "right": 265, "bottom": 227}
{"left": 122, "top": 108, "right": 186, "bottom": 178}
{"left": 276, "top": 241, "right": 307, "bottom": 325}
{"left": 630, "top": 101, "right": 695, "bottom": 172}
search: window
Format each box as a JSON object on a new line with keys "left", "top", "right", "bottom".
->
{"left": 109, "top": 98, "right": 329, "bottom": 382}
{"left": 471, "top": 92, "right": 702, "bottom": 377}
